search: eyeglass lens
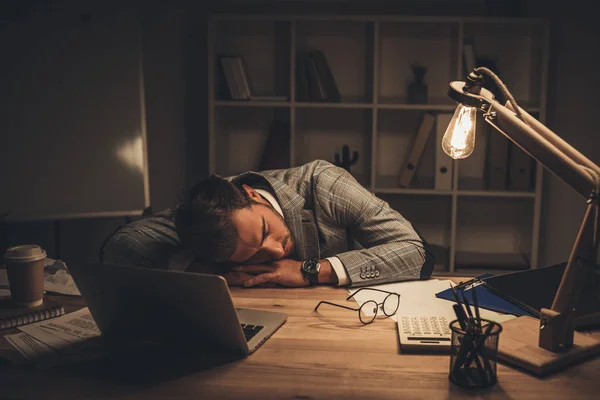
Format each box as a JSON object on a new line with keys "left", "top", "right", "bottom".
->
{"left": 359, "top": 300, "right": 378, "bottom": 324}
{"left": 382, "top": 293, "right": 400, "bottom": 316}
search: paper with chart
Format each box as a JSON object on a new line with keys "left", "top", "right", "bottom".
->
{"left": 7, "top": 307, "right": 100, "bottom": 360}
{"left": 4, "top": 332, "right": 57, "bottom": 360}
{"left": 348, "top": 279, "right": 503, "bottom": 321}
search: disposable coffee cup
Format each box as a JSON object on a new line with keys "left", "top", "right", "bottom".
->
{"left": 3, "top": 245, "right": 46, "bottom": 308}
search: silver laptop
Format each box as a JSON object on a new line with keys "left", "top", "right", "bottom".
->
{"left": 67, "top": 262, "right": 287, "bottom": 357}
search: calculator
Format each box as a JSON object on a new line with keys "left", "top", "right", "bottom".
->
{"left": 397, "top": 315, "right": 453, "bottom": 352}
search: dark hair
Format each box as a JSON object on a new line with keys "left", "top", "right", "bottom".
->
{"left": 174, "top": 175, "right": 253, "bottom": 262}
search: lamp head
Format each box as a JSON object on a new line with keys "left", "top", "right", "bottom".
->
{"left": 442, "top": 70, "right": 496, "bottom": 159}
{"left": 447, "top": 71, "right": 496, "bottom": 107}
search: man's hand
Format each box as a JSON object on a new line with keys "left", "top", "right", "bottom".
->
{"left": 232, "top": 259, "right": 308, "bottom": 288}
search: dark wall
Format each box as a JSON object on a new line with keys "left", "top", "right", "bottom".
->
{"left": 1, "top": 0, "right": 598, "bottom": 267}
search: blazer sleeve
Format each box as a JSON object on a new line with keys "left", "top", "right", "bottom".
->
{"left": 314, "top": 164, "right": 434, "bottom": 287}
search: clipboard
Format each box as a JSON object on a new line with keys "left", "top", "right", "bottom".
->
{"left": 436, "top": 262, "right": 600, "bottom": 329}
{"left": 435, "top": 274, "right": 534, "bottom": 317}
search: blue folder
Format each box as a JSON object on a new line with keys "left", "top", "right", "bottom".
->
{"left": 435, "top": 274, "right": 535, "bottom": 317}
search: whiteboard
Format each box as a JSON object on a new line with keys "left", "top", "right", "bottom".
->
{"left": 0, "top": 8, "right": 149, "bottom": 221}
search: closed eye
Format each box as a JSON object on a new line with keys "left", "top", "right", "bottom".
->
{"left": 261, "top": 216, "right": 270, "bottom": 245}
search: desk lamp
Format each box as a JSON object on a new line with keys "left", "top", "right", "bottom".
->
{"left": 443, "top": 67, "right": 600, "bottom": 375}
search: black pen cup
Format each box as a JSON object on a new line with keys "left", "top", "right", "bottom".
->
{"left": 448, "top": 319, "right": 503, "bottom": 389}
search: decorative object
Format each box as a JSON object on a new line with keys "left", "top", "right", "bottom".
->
{"left": 443, "top": 66, "right": 600, "bottom": 375}
{"left": 407, "top": 62, "right": 428, "bottom": 104}
{"left": 334, "top": 145, "right": 358, "bottom": 173}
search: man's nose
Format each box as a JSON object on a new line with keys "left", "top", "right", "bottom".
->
{"left": 264, "top": 237, "right": 285, "bottom": 259}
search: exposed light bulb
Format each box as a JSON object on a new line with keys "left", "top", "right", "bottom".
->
{"left": 442, "top": 104, "right": 477, "bottom": 159}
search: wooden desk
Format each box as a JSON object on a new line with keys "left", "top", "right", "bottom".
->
{"left": 1, "top": 285, "right": 600, "bottom": 399}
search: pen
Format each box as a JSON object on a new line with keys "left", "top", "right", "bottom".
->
{"left": 453, "top": 304, "right": 467, "bottom": 330}
{"left": 450, "top": 283, "right": 468, "bottom": 330}
{"left": 472, "top": 287, "right": 482, "bottom": 330}
{"left": 460, "top": 288, "right": 474, "bottom": 323}
{"left": 450, "top": 283, "right": 462, "bottom": 305}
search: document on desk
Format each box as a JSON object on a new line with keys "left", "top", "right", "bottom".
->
{"left": 348, "top": 279, "right": 500, "bottom": 321}
{"left": 7, "top": 308, "right": 101, "bottom": 360}
{"left": 33, "top": 307, "right": 100, "bottom": 341}
{"left": 4, "top": 332, "right": 57, "bottom": 360}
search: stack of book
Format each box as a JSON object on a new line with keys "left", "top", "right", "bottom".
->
{"left": 218, "top": 55, "right": 287, "bottom": 101}
{"left": 296, "top": 49, "right": 341, "bottom": 102}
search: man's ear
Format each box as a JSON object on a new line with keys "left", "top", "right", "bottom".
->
{"left": 241, "top": 184, "right": 262, "bottom": 201}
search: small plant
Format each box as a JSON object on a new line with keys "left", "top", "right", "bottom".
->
{"left": 334, "top": 145, "right": 359, "bottom": 172}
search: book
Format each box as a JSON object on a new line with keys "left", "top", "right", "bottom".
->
{"left": 258, "top": 120, "right": 290, "bottom": 171}
{"left": 398, "top": 113, "right": 436, "bottom": 187}
{"left": 434, "top": 113, "right": 454, "bottom": 190}
{"left": 0, "top": 297, "right": 65, "bottom": 330}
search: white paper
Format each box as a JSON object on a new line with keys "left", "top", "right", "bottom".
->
{"left": 17, "top": 324, "right": 75, "bottom": 350}
{"left": 35, "top": 307, "right": 100, "bottom": 340}
{"left": 348, "top": 279, "right": 500, "bottom": 321}
{"left": 4, "top": 332, "right": 57, "bottom": 360}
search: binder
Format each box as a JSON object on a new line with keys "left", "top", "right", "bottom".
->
{"left": 398, "top": 113, "right": 436, "bottom": 188}
{"left": 462, "top": 37, "right": 477, "bottom": 76}
{"left": 507, "top": 142, "right": 533, "bottom": 191}
{"left": 434, "top": 113, "right": 453, "bottom": 190}
{"left": 485, "top": 123, "right": 510, "bottom": 190}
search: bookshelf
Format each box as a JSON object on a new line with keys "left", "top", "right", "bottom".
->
{"left": 207, "top": 14, "right": 550, "bottom": 276}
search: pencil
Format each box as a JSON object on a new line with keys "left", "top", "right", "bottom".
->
{"left": 472, "top": 288, "right": 482, "bottom": 330}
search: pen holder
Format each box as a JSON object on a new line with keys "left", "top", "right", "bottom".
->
{"left": 448, "top": 319, "right": 503, "bottom": 389}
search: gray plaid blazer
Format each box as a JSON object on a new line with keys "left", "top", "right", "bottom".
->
{"left": 100, "top": 160, "right": 434, "bottom": 287}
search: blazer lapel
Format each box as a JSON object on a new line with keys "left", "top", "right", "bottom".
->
{"left": 286, "top": 209, "right": 320, "bottom": 261}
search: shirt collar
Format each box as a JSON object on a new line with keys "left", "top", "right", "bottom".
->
{"left": 254, "top": 188, "right": 284, "bottom": 218}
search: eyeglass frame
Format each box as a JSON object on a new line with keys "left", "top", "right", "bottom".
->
{"left": 314, "top": 287, "right": 401, "bottom": 325}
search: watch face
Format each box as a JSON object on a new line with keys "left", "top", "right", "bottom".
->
{"left": 302, "top": 259, "right": 319, "bottom": 274}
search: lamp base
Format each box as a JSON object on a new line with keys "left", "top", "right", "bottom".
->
{"left": 497, "top": 315, "right": 600, "bottom": 376}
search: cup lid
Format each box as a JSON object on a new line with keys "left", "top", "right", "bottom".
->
{"left": 4, "top": 244, "right": 47, "bottom": 262}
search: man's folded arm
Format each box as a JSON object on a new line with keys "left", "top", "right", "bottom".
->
{"left": 315, "top": 165, "right": 434, "bottom": 287}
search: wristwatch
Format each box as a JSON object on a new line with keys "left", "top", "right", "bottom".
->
{"left": 301, "top": 259, "right": 321, "bottom": 286}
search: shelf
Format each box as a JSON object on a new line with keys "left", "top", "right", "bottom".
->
{"left": 294, "top": 108, "right": 372, "bottom": 186}
{"left": 457, "top": 189, "right": 536, "bottom": 198}
{"left": 374, "top": 176, "right": 451, "bottom": 195}
{"left": 455, "top": 250, "right": 530, "bottom": 269}
{"left": 209, "top": 14, "right": 549, "bottom": 273}
{"left": 213, "top": 107, "right": 290, "bottom": 177}
{"left": 295, "top": 99, "right": 372, "bottom": 108}
{"left": 464, "top": 21, "right": 546, "bottom": 108}
{"left": 377, "top": 101, "right": 457, "bottom": 111}
{"left": 373, "top": 187, "right": 451, "bottom": 196}
{"left": 215, "top": 100, "right": 291, "bottom": 107}
{"left": 295, "top": 20, "right": 374, "bottom": 102}
{"left": 379, "top": 194, "right": 452, "bottom": 253}
{"left": 378, "top": 21, "right": 459, "bottom": 105}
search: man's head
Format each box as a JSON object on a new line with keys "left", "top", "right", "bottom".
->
{"left": 174, "top": 176, "right": 294, "bottom": 265}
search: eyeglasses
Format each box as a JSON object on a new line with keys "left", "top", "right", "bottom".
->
{"left": 314, "top": 287, "right": 401, "bottom": 324}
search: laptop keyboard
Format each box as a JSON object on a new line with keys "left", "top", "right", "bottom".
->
{"left": 241, "top": 323, "right": 264, "bottom": 342}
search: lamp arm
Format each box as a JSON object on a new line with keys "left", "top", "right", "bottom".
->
{"left": 485, "top": 96, "right": 600, "bottom": 351}
{"left": 505, "top": 103, "right": 600, "bottom": 181}
{"left": 487, "top": 101, "right": 599, "bottom": 199}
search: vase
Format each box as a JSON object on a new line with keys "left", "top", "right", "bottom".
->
{"left": 407, "top": 64, "right": 428, "bottom": 104}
